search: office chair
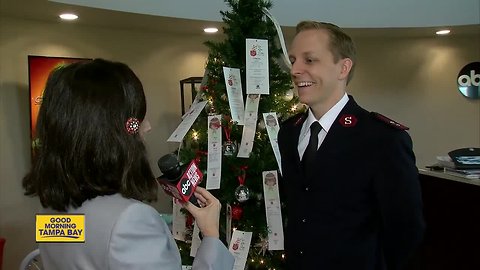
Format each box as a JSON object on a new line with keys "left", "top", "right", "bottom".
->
{"left": 19, "top": 249, "right": 42, "bottom": 270}
{"left": 0, "top": 238, "right": 5, "bottom": 270}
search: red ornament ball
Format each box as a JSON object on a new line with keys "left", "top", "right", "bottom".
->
{"left": 186, "top": 213, "right": 194, "bottom": 227}
{"left": 231, "top": 205, "right": 243, "bottom": 221}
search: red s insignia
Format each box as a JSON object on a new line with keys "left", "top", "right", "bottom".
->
{"left": 339, "top": 114, "right": 357, "bottom": 127}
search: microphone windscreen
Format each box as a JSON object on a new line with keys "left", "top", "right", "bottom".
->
{"left": 158, "top": 153, "right": 178, "bottom": 172}
{"left": 157, "top": 153, "right": 182, "bottom": 180}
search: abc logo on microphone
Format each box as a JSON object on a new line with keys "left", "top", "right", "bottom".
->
{"left": 157, "top": 158, "right": 203, "bottom": 203}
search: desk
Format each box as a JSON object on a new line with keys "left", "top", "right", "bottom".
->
{"left": 416, "top": 169, "right": 480, "bottom": 270}
{"left": 419, "top": 168, "right": 480, "bottom": 187}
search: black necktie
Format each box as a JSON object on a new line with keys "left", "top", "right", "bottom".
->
{"left": 302, "top": 122, "right": 322, "bottom": 172}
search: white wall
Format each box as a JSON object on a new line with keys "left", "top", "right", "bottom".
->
{"left": 1, "top": 15, "right": 479, "bottom": 269}
{"left": 350, "top": 35, "right": 480, "bottom": 166}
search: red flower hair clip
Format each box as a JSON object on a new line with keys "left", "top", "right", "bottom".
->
{"left": 125, "top": 117, "right": 140, "bottom": 135}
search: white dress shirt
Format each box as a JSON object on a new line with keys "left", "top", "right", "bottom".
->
{"left": 298, "top": 93, "right": 349, "bottom": 159}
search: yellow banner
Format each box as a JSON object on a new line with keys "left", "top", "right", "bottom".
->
{"left": 36, "top": 214, "right": 85, "bottom": 243}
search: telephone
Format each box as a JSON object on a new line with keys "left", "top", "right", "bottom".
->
{"left": 448, "top": 148, "right": 480, "bottom": 169}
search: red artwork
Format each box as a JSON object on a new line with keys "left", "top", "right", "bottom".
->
{"left": 28, "top": 55, "right": 89, "bottom": 156}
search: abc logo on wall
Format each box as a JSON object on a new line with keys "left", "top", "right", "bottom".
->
{"left": 457, "top": 62, "right": 480, "bottom": 99}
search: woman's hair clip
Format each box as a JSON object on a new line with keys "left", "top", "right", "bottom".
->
{"left": 125, "top": 117, "right": 140, "bottom": 135}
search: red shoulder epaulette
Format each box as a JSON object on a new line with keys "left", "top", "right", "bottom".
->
{"left": 371, "top": 112, "right": 409, "bottom": 130}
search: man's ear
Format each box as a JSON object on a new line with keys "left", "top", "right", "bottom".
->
{"left": 339, "top": 58, "right": 353, "bottom": 80}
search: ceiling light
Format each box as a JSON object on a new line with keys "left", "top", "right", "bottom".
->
{"left": 436, "top": 29, "right": 451, "bottom": 35}
{"left": 59, "top": 13, "right": 78, "bottom": 21}
{"left": 204, "top": 27, "right": 218, "bottom": 33}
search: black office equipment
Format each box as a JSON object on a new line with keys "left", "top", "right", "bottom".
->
{"left": 448, "top": 147, "right": 480, "bottom": 169}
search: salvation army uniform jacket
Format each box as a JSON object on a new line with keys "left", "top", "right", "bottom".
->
{"left": 40, "top": 193, "right": 234, "bottom": 270}
{"left": 277, "top": 95, "right": 425, "bottom": 270}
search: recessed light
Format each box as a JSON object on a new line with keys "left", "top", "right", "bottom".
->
{"left": 59, "top": 13, "right": 78, "bottom": 21}
{"left": 204, "top": 27, "right": 218, "bottom": 33}
{"left": 436, "top": 29, "right": 451, "bottom": 35}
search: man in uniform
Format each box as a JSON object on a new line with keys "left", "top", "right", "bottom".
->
{"left": 278, "top": 21, "right": 425, "bottom": 270}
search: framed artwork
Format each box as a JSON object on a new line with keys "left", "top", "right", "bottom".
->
{"left": 28, "top": 55, "right": 90, "bottom": 156}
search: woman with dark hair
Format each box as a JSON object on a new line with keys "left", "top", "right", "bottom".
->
{"left": 23, "top": 59, "right": 234, "bottom": 270}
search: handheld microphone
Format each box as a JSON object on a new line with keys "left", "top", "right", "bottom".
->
{"left": 157, "top": 153, "right": 203, "bottom": 207}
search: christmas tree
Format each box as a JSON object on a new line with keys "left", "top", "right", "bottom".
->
{"left": 174, "top": 0, "right": 303, "bottom": 268}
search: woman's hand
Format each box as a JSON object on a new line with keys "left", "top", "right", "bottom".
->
{"left": 181, "top": 187, "right": 221, "bottom": 238}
